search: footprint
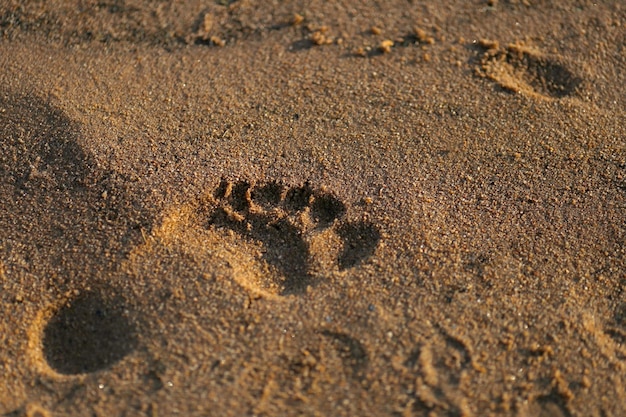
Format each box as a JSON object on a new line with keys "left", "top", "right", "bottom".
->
{"left": 400, "top": 330, "right": 475, "bottom": 415}
{"left": 0, "top": 91, "right": 143, "bottom": 381}
{"left": 517, "top": 393, "right": 572, "bottom": 417}
{"left": 195, "top": 179, "right": 380, "bottom": 296}
{"left": 38, "top": 290, "right": 137, "bottom": 375}
{"left": 320, "top": 330, "right": 369, "bottom": 380}
{"left": 477, "top": 42, "right": 583, "bottom": 99}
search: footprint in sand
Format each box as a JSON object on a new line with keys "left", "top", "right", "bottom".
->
{"left": 476, "top": 41, "right": 584, "bottom": 99}
{"left": 0, "top": 91, "right": 139, "bottom": 377}
{"left": 1, "top": 91, "right": 380, "bottom": 385}
{"left": 193, "top": 179, "right": 381, "bottom": 296}
{"left": 37, "top": 290, "right": 137, "bottom": 375}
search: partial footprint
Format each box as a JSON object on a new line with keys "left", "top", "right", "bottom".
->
{"left": 321, "top": 330, "right": 369, "bottom": 380}
{"left": 517, "top": 394, "right": 572, "bottom": 417}
{"left": 199, "top": 180, "right": 380, "bottom": 296}
{"left": 400, "top": 330, "right": 475, "bottom": 416}
{"left": 28, "top": 289, "right": 137, "bottom": 376}
{"left": 603, "top": 302, "right": 626, "bottom": 360}
{"left": 477, "top": 42, "right": 583, "bottom": 99}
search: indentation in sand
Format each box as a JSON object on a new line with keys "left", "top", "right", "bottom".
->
{"left": 205, "top": 179, "right": 379, "bottom": 295}
{"left": 320, "top": 330, "right": 369, "bottom": 379}
{"left": 399, "top": 329, "right": 477, "bottom": 415}
{"left": 140, "top": 179, "right": 380, "bottom": 298}
{"left": 39, "top": 290, "right": 136, "bottom": 375}
{"left": 478, "top": 42, "right": 583, "bottom": 99}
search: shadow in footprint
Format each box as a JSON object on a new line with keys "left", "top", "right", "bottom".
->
{"left": 321, "top": 330, "right": 369, "bottom": 379}
{"left": 524, "top": 393, "right": 572, "bottom": 417}
{"left": 250, "top": 182, "right": 284, "bottom": 207}
{"left": 477, "top": 44, "right": 583, "bottom": 99}
{"left": 248, "top": 214, "right": 310, "bottom": 295}
{"left": 210, "top": 210, "right": 311, "bottom": 295}
{"left": 207, "top": 180, "right": 380, "bottom": 296}
{"left": 42, "top": 290, "right": 136, "bottom": 374}
{"left": 508, "top": 48, "right": 582, "bottom": 98}
{"left": 606, "top": 302, "right": 626, "bottom": 346}
{"left": 210, "top": 181, "right": 313, "bottom": 295}
{"left": 337, "top": 221, "right": 381, "bottom": 270}
{"left": 311, "top": 193, "right": 346, "bottom": 227}
{"left": 283, "top": 183, "right": 313, "bottom": 211}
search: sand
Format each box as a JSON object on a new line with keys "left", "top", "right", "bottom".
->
{"left": 0, "top": 1, "right": 624, "bottom": 416}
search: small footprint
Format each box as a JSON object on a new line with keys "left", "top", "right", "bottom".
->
{"left": 518, "top": 394, "right": 572, "bottom": 417}
{"left": 321, "top": 330, "right": 369, "bottom": 380}
{"left": 399, "top": 330, "right": 475, "bottom": 416}
{"left": 199, "top": 179, "right": 380, "bottom": 296}
{"left": 477, "top": 42, "right": 583, "bottom": 99}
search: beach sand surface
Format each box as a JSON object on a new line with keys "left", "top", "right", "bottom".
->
{"left": 0, "top": 1, "right": 624, "bottom": 416}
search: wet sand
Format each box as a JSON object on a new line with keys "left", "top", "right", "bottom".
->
{"left": 0, "top": 1, "right": 624, "bottom": 416}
